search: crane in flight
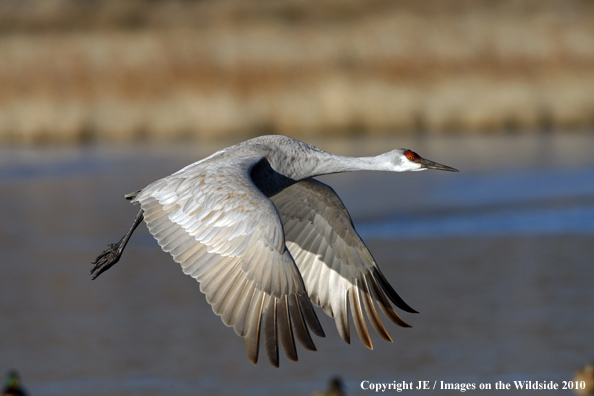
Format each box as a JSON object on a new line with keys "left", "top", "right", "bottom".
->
{"left": 91, "top": 135, "right": 458, "bottom": 367}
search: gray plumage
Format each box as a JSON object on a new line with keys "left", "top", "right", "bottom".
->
{"left": 92, "top": 135, "right": 458, "bottom": 367}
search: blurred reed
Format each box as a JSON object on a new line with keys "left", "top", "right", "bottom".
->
{"left": 0, "top": 0, "right": 593, "bottom": 143}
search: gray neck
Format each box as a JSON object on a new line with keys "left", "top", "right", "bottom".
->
{"left": 236, "top": 135, "right": 397, "bottom": 183}
{"left": 271, "top": 150, "right": 393, "bottom": 181}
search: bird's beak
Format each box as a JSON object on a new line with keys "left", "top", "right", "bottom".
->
{"left": 419, "top": 157, "right": 459, "bottom": 172}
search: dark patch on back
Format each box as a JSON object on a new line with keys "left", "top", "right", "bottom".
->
{"left": 251, "top": 158, "right": 297, "bottom": 198}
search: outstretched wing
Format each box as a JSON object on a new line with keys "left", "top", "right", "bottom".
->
{"left": 271, "top": 178, "right": 416, "bottom": 349}
{"left": 132, "top": 153, "right": 324, "bottom": 367}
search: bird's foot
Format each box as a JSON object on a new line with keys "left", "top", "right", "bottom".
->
{"left": 90, "top": 241, "right": 123, "bottom": 279}
{"left": 91, "top": 209, "right": 143, "bottom": 279}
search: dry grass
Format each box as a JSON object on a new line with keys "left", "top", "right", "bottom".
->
{"left": 1, "top": 0, "right": 593, "bottom": 143}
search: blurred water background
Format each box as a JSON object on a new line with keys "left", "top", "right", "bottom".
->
{"left": 1, "top": 1, "right": 594, "bottom": 395}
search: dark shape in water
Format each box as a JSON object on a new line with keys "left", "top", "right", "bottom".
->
{"left": 2, "top": 371, "right": 28, "bottom": 396}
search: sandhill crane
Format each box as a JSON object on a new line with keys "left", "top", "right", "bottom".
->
{"left": 91, "top": 135, "right": 458, "bottom": 367}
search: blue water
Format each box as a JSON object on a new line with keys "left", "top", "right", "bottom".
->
{"left": 357, "top": 167, "right": 594, "bottom": 239}
{"left": 359, "top": 204, "right": 594, "bottom": 239}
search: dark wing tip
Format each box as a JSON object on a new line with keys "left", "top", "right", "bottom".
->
{"left": 124, "top": 190, "right": 141, "bottom": 200}
{"left": 371, "top": 267, "right": 419, "bottom": 314}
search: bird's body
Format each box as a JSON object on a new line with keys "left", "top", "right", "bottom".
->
{"left": 92, "top": 135, "right": 457, "bottom": 367}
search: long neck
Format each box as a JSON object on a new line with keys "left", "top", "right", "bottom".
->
{"left": 275, "top": 150, "right": 393, "bottom": 180}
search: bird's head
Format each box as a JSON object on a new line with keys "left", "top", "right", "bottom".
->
{"left": 383, "top": 149, "right": 459, "bottom": 172}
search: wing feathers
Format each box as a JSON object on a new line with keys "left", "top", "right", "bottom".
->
{"left": 208, "top": 260, "right": 242, "bottom": 308}
{"left": 200, "top": 258, "right": 238, "bottom": 299}
{"left": 366, "top": 275, "right": 411, "bottom": 328}
{"left": 221, "top": 277, "right": 250, "bottom": 327}
{"left": 262, "top": 295, "right": 279, "bottom": 367}
{"left": 360, "top": 276, "right": 393, "bottom": 342}
{"left": 332, "top": 285, "right": 350, "bottom": 345}
{"left": 272, "top": 178, "right": 415, "bottom": 348}
{"left": 135, "top": 153, "right": 324, "bottom": 367}
{"left": 298, "top": 293, "right": 325, "bottom": 338}
{"left": 371, "top": 267, "right": 419, "bottom": 314}
{"left": 277, "top": 296, "right": 298, "bottom": 362}
{"left": 348, "top": 283, "right": 372, "bottom": 349}
{"left": 244, "top": 290, "right": 264, "bottom": 365}
{"left": 232, "top": 283, "right": 257, "bottom": 336}
{"left": 288, "top": 295, "right": 316, "bottom": 351}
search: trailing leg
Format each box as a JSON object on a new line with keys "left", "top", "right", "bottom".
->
{"left": 91, "top": 209, "right": 144, "bottom": 279}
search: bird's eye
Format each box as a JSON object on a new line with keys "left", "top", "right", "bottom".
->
{"left": 404, "top": 150, "right": 417, "bottom": 161}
